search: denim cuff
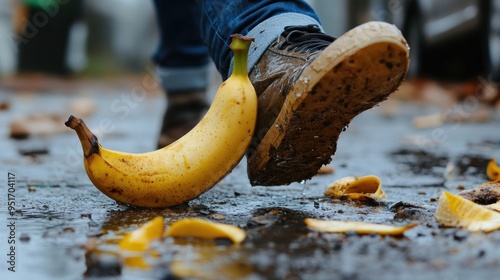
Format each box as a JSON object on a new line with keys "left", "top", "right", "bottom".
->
{"left": 156, "top": 65, "right": 211, "bottom": 92}
{"left": 228, "top": 12, "right": 322, "bottom": 77}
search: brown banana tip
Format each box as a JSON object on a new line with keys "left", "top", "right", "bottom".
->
{"left": 65, "top": 115, "right": 80, "bottom": 129}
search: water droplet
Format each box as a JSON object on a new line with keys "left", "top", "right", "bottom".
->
{"left": 296, "top": 93, "right": 302, "bottom": 97}
{"left": 313, "top": 136, "right": 319, "bottom": 139}
{"left": 300, "top": 180, "right": 307, "bottom": 196}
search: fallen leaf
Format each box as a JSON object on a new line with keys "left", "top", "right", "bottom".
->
{"left": 317, "top": 165, "right": 334, "bottom": 175}
{"left": 9, "top": 113, "right": 67, "bottom": 139}
{"left": 376, "top": 98, "right": 400, "bottom": 117}
{"left": 305, "top": 218, "right": 417, "bottom": 236}
{"left": 413, "top": 113, "right": 445, "bottom": 129}
{"left": 435, "top": 191, "right": 500, "bottom": 232}
{"left": 324, "top": 175, "right": 386, "bottom": 200}
{"left": 413, "top": 106, "right": 491, "bottom": 129}
{"left": 68, "top": 97, "right": 96, "bottom": 118}
{"left": 164, "top": 218, "right": 245, "bottom": 244}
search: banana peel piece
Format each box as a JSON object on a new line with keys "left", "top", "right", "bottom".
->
{"left": 487, "top": 158, "right": 500, "bottom": 181}
{"left": 118, "top": 216, "right": 165, "bottom": 268}
{"left": 165, "top": 218, "right": 246, "bottom": 244}
{"left": 305, "top": 218, "right": 417, "bottom": 236}
{"left": 119, "top": 217, "right": 165, "bottom": 251}
{"left": 324, "top": 175, "right": 386, "bottom": 200}
{"left": 435, "top": 191, "right": 500, "bottom": 232}
{"left": 487, "top": 201, "right": 500, "bottom": 212}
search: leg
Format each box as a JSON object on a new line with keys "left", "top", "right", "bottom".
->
{"left": 198, "top": 0, "right": 321, "bottom": 80}
{"left": 153, "top": 0, "right": 211, "bottom": 147}
{"left": 198, "top": 0, "right": 410, "bottom": 185}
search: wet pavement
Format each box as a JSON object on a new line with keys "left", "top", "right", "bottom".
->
{"left": 0, "top": 78, "right": 500, "bottom": 280}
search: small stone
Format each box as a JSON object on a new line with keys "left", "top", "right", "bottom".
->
{"left": 0, "top": 101, "right": 10, "bottom": 110}
{"left": 63, "top": 227, "right": 75, "bottom": 233}
{"left": 210, "top": 213, "right": 225, "bottom": 220}
{"left": 453, "top": 230, "right": 469, "bottom": 241}
{"left": 19, "top": 233, "right": 30, "bottom": 242}
{"left": 478, "top": 250, "right": 486, "bottom": 258}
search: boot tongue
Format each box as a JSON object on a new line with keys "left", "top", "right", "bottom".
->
{"left": 278, "top": 24, "right": 335, "bottom": 53}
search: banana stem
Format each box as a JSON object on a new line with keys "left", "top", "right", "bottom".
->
{"left": 230, "top": 34, "right": 254, "bottom": 77}
{"left": 65, "top": 115, "right": 100, "bottom": 157}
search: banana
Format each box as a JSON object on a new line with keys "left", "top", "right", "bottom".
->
{"left": 66, "top": 34, "right": 257, "bottom": 208}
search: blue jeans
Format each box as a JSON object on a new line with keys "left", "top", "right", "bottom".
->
{"left": 153, "top": 0, "right": 321, "bottom": 92}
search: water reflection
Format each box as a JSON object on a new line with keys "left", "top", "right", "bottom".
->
{"left": 85, "top": 209, "right": 254, "bottom": 279}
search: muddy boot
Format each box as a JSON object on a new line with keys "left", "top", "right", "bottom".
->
{"left": 157, "top": 90, "right": 208, "bottom": 148}
{"left": 247, "top": 21, "right": 410, "bottom": 186}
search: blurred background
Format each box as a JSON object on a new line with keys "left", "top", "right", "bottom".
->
{"left": 0, "top": 0, "right": 498, "bottom": 82}
{"left": 0, "top": 0, "right": 159, "bottom": 77}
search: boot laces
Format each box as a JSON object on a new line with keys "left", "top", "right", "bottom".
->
{"left": 278, "top": 24, "right": 335, "bottom": 53}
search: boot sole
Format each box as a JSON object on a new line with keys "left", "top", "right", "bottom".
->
{"left": 247, "top": 21, "right": 410, "bottom": 186}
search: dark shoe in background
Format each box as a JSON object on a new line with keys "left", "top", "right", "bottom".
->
{"left": 157, "top": 90, "right": 208, "bottom": 148}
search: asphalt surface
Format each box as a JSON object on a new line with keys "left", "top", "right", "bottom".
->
{"left": 0, "top": 78, "right": 499, "bottom": 280}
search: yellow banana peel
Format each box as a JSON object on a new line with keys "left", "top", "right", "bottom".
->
{"left": 118, "top": 216, "right": 165, "bottom": 268}
{"left": 165, "top": 218, "right": 246, "bottom": 244}
{"left": 305, "top": 218, "right": 417, "bottom": 236}
{"left": 435, "top": 191, "right": 500, "bottom": 232}
{"left": 487, "top": 158, "right": 500, "bottom": 181}
{"left": 487, "top": 201, "right": 500, "bottom": 212}
{"left": 324, "top": 175, "right": 386, "bottom": 200}
{"left": 169, "top": 246, "right": 253, "bottom": 279}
